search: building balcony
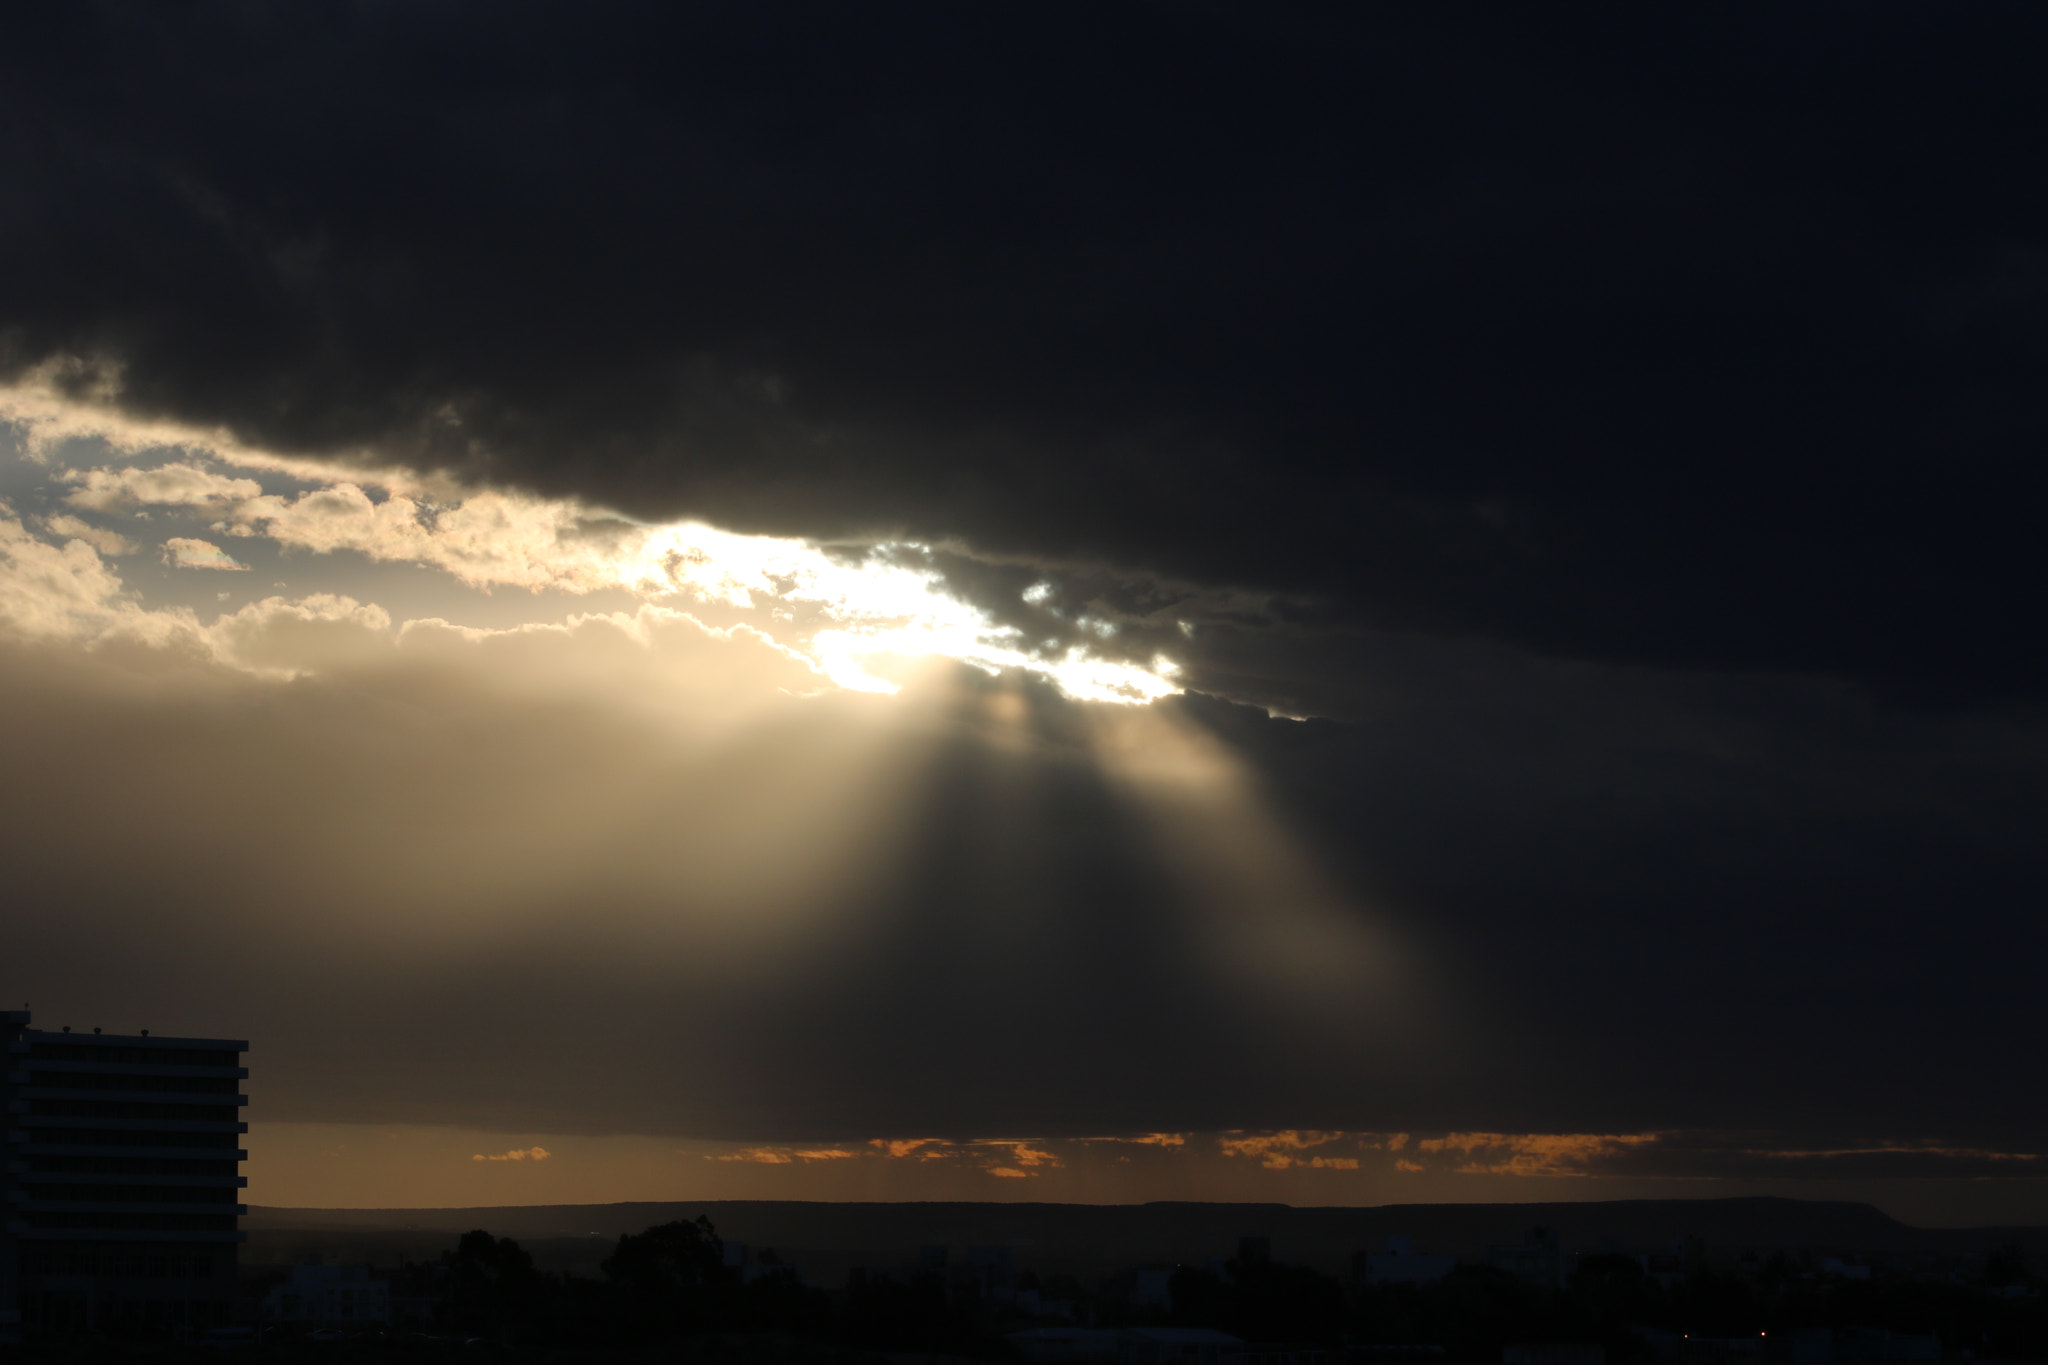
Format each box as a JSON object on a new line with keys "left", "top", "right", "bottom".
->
{"left": 12, "top": 1141, "right": 246, "bottom": 1160}
{"left": 9, "top": 1063, "right": 248, "bottom": 1080}
{"left": 16, "top": 1089, "right": 246, "bottom": 1107}
{"left": 20, "top": 1172, "right": 246, "bottom": 1188}
{"left": 21, "top": 1200, "right": 248, "bottom": 1217}
{"left": 14, "top": 1113, "right": 248, "bottom": 1137}
{"left": 15, "top": 1225, "right": 247, "bottom": 1244}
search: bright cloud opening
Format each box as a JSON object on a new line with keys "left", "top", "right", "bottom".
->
{"left": 0, "top": 377, "right": 1182, "bottom": 704}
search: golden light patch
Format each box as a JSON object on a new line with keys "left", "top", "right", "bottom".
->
{"left": 1217, "top": 1131, "right": 1362, "bottom": 1170}
{"left": 1413, "top": 1131, "right": 1660, "bottom": 1176}
{"left": 870, "top": 1138, "right": 948, "bottom": 1159}
{"left": 1218, "top": 1130, "right": 1349, "bottom": 1158}
{"left": 710, "top": 1145, "right": 862, "bottom": 1165}
{"left": 711, "top": 1149, "right": 793, "bottom": 1164}
{"left": 974, "top": 1141, "right": 1062, "bottom": 1170}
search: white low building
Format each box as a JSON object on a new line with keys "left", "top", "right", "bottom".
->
{"left": 260, "top": 1262, "right": 391, "bottom": 1325}
{"left": 1361, "top": 1236, "right": 1456, "bottom": 1288}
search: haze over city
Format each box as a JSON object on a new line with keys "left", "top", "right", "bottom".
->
{"left": 3, "top": 3, "right": 2045, "bottom": 1233}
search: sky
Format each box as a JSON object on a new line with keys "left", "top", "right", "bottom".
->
{"left": 2, "top": 3, "right": 2046, "bottom": 1225}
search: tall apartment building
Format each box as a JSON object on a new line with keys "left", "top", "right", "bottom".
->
{"left": 2, "top": 1009, "right": 247, "bottom": 1340}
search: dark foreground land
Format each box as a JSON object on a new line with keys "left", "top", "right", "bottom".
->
{"left": 13, "top": 1199, "right": 2048, "bottom": 1363}
{"left": 245, "top": 1198, "right": 2048, "bottom": 1283}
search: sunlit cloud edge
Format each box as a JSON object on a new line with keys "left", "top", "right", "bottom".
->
{"left": 0, "top": 369, "right": 1184, "bottom": 706}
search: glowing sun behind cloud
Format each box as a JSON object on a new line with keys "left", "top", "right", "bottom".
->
{"left": 2, "top": 371, "right": 1180, "bottom": 705}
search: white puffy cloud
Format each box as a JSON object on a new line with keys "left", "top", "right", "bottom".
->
{"left": 0, "top": 499, "right": 824, "bottom": 710}
{"left": 0, "top": 507, "right": 203, "bottom": 650}
{"left": 393, "top": 605, "right": 830, "bottom": 719}
{"left": 65, "top": 461, "right": 264, "bottom": 511}
{"left": 0, "top": 510, "right": 130, "bottom": 638}
{"left": 229, "top": 481, "right": 643, "bottom": 593}
{"left": 164, "top": 537, "right": 249, "bottom": 571}
{"left": 209, "top": 594, "right": 395, "bottom": 676}
{"left": 6, "top": 377, "right": 1183, "bottom": 703}
{"left": 42, "top": 514, "right": 137, "bottom": 556}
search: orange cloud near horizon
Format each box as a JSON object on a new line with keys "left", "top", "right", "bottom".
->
{"left": 713, "top": 1147, "right": 863, "bottom": 1165}
{"left": 1414, "top": 1132, "right": 1660, "bottom": 1176}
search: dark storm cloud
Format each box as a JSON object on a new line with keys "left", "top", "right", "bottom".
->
{"left": 5, "top": 3, "right": 2047, "bottom": 701}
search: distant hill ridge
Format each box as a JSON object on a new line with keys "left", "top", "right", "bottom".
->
{"left": 242, "top": 1198, "right": 2046, "bottom": 1278}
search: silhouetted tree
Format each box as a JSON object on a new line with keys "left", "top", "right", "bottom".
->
{"left": 601, "top": 1215, "right": 729, "bottom": 1341}
{"left": 1987, "top": 1243, "right": 2032, "bottom": 1287}
{"left": 1168, "top": 1255, "right": 1344, "bottom": 1344}
{"left": 442, "top": 1229, "right": 542, "bottom": 1342}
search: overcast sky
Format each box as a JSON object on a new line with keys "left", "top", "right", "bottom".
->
{"left": 3, "top": 3, "right": 2046, "bottom": 1221}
